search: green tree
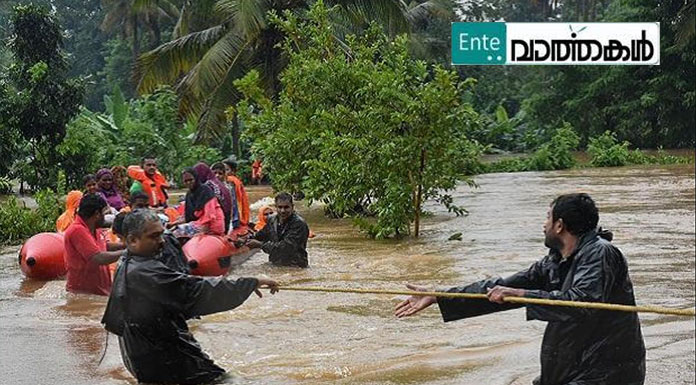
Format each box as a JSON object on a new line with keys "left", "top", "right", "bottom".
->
{"left": 135, "top": 0, "right": 453, "bottom": 142}
{"left": 58, "top": 86, "right": 220, "bottom": 188}
{"left": 236, "top": 2, "right": 481, "bottom": 238}
{"left": 0, "top": 4, "right": 84, "bottom": 190}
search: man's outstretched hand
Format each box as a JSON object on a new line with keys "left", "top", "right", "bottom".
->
{"left": 394, "top": 283, "right": 437, "bottom": 318}
{"left": 254, "top": 277, "right": 280, "bottom": 298}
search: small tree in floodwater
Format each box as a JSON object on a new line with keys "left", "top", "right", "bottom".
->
{"left": 0, "top": 4, "right": 83, "bottom": 191}
{"left": 235, "top": 1, "right": 481, "bottom": 238}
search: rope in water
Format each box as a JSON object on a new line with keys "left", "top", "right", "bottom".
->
{"left": 270, "top": 286, "right": 696, "bottom": 317}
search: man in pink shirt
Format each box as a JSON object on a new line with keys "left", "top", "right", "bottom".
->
{"left": 64, "top": 193, "right": 125, "bottom": 295}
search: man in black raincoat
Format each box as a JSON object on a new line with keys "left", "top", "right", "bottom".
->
{"left": 395, "top": 193, "right": 646, "bottom": 385}
{"left": 102, "top": 209, "right": 279, "bottom": 384}
{"left": 245, "top": 192, "right": 309, "bottom": 268}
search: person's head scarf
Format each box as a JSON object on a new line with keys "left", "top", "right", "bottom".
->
{"left": 183, "top": 167, "right": 216, "bottom": 223}
{"left": 254, "top": 205, "right": 275, "bottom": 231}
{"left": 193, "top": 162, "right": 232, "bottom": 232}
{"left": 56, "top": 190, "right": 83, "bottom": 232}
{"left": 95, "top": 168, "right": 126, "bottom": 210}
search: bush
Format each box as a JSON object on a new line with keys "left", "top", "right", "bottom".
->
{"left": 587, "top": 131, "right": 631, "bottom": 167}
{"left": 653, "top": 147, "right": 692, "bottom": 165}
{"left": 483, "top": 122, "right": 580, "bottom": 173}
{"left": 0, "top": 176, "right": 13, "bottom": 194}
{"left": 0, "top": 188, "right": 61, "bottom": 245}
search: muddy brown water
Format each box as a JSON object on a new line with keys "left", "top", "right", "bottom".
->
{"left": 1, "top": 164, "right": 694, "bottom": 385}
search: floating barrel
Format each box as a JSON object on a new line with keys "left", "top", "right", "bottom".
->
{"left": 18, "top": 232, "right": 67, "bottom": 280}
{"left": 183, "top": 235, "right": 234, "bottom": 276}
{"left": 182, "top": 234, "right": 258, "bottom": 276}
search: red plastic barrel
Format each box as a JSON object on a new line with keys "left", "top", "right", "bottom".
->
{"left": 183, "top": 235, "right": 236, "bottom": 276}
{"left": 18, "top": 232, "right": 67, "bottom": 280}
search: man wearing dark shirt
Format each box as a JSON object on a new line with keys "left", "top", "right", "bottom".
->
{"left": 395, "top": 193, "right": 646, "bottom": 385}
{"left": 102, "top": 210, "right": 279, "bottom": 384}
{"left": 245, "top": 192, "right": 309, "bottom": 268}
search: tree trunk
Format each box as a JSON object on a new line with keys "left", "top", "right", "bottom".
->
{"left": 150, "top": 17, "right": 161, "bottom": 48}
{"left": 414, "top": 149, "right": 426, "bottom": 238}
{"left": 132, "top": 15, "right": 140, "bottom": 60}
{"left": 232, "top": 110, "right": 241, "bottom": 158}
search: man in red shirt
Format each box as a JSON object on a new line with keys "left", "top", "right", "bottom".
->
{"left": 64, "top": 193, "right": 125, "bottom": 295}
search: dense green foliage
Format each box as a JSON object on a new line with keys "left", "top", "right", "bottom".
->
{"left": 0, "top": 189, "right": 61, "bottom": 245}
{"left": 0, "top": 4, "right": 84, "bottom": 191}
{"left": 236, "top": 3, "right": 481, "bottom": 238}
{"left": 57, "top": 86, "right": 221, "bottom": 188}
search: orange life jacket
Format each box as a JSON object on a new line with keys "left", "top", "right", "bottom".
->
{"left": 127, "top": 166, "right": 170, "bottom": 207}
{"left": 227, "top": 175, "right": 250, "bottom": 225}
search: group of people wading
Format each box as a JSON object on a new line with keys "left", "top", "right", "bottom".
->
{"left": 55, "top": 158, "right": 646, "bottom": 385}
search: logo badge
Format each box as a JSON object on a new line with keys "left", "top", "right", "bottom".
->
{"left": 452, "top": 22, "right": 660, "bottom": 65}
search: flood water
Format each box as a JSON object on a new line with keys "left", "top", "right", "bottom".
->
{"left": 1, "top": 164, "right": 694, "bottom": 385}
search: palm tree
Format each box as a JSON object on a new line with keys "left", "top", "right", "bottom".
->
{"left": 135, "top": 0, "right": 454, "bottom": 143}
{"left": 101, "top": 0, "right": 180, "bottom": 59}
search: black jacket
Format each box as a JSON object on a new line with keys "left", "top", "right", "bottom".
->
{"left": 437, "top": 230, "right": 645, "bottom": 385}
{"left": 158, "top": 232, "right": 190, "bottom": 274}
{"left": 101, "top": 254, "right": 258, "bottom": 384}
{"left": 253, "top": 212, "right": 309, "bottom": 268}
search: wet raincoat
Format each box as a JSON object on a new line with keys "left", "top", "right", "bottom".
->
{"left": 101, "top": 253, "right": 258, "bottom": 384}
{"left": 437, "top": 229, "right": 645, "bottom": 385}
{"left": 252, "top": 212, "right": 309, "bottom": 268}
{"left": 159, "top": 232, "right": 190, "bottom": 274}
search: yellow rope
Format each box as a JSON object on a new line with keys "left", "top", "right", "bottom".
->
{"left": 271, "top": 285, "right": 696, "bottom": 317}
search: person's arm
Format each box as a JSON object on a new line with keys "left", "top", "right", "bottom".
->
{"left": 435, "top": 263, "right": 542, "bottom": 322}
{"left": 127, "top": 165, "right": 146, "bottom": 181}
{"left": 132, "top": 262, "right": 278, "bottom": 318}
{"left": 395, "top": 258, "right": 547, "bottom": 320}
{"left": 106, "top": 242, "right": 125, "bottom": 251}
{"left": 521, "top": 244, "right": 618, "bottom": 322}
{"left": 91, "top": 251, "right": 124, "bottom": 265}
{"left": 69, "top": 227, "right": 124, "bottom": 266}
{"left": 250, "top": 221, "right": 271, "bottom": 242}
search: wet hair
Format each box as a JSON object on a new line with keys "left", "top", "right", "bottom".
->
{"left": 112, "top": 211, "right": 128, "bottom": 236}
{"left": 223, "top": 158, "right": 238, "bottom": 171}
{"left": 211, "top": 162, "right": 226, "bottom": 172}
{"left": 77, "top": 193, "right": 107, "bottom": 219}
{"left": 122, "top": 209, "right": 160, "bottom": 238}
{"left": 275, "top": 192, "right": 294, "bottom": 205}
{"left": 82, "top": 174, "right": 96, "bottom": 186}
{"left": 551, "top": 193, "right": 599, "bottom": 236}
